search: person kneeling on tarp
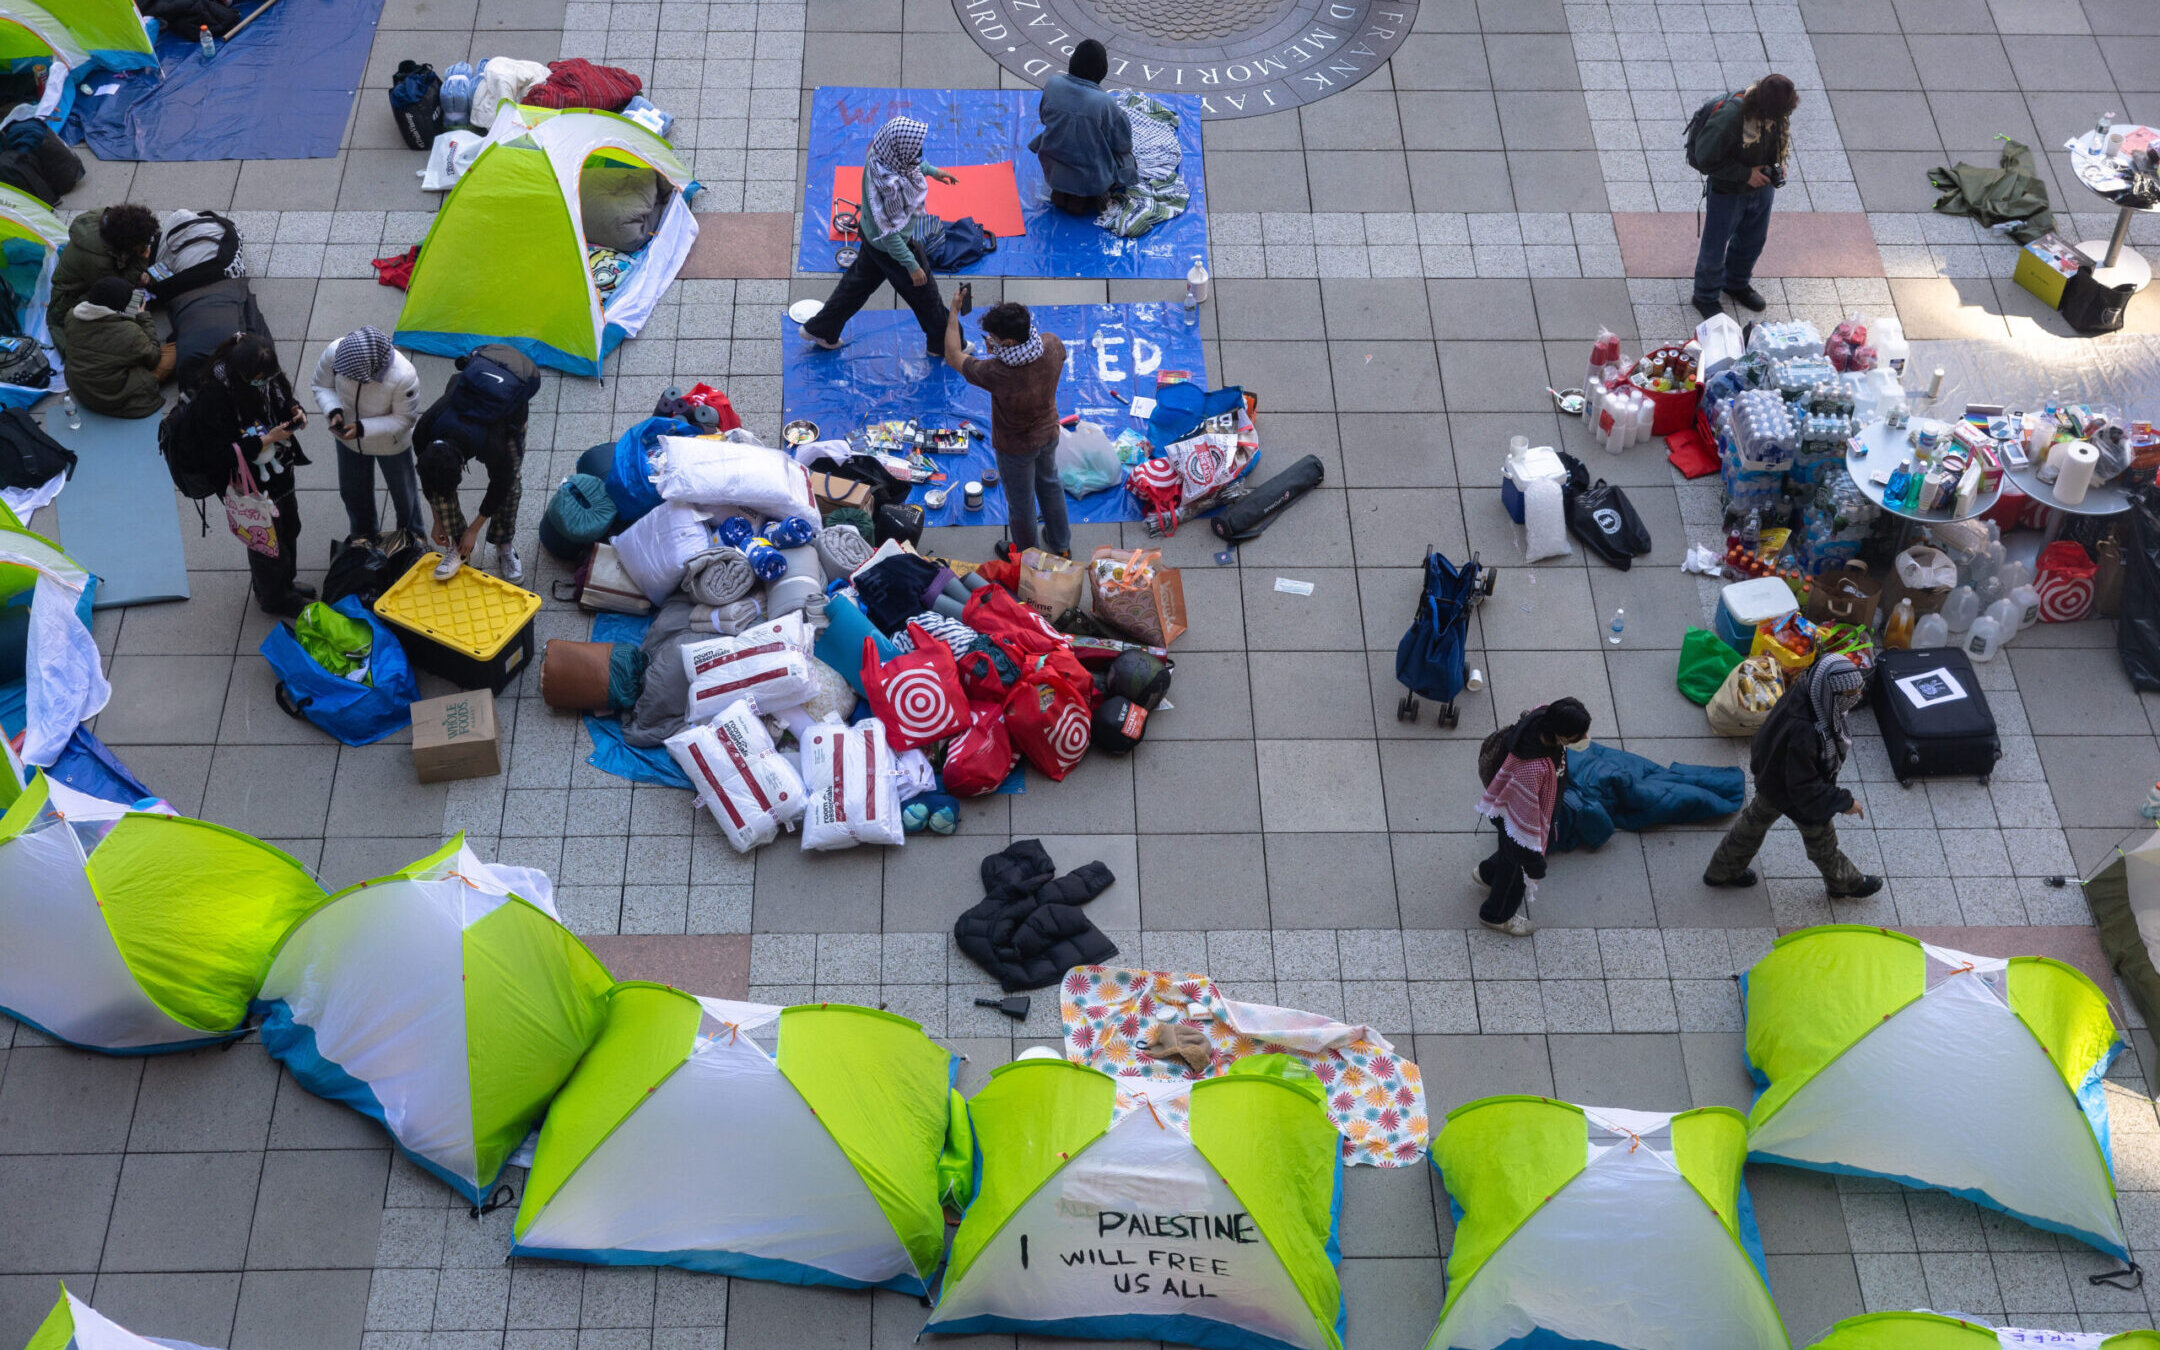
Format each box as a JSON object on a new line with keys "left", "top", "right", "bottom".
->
{"left": 942, "top": 294, "right": 1069, "bottom": 558}
{"left": 802, "top": 117, "right": 958, "bottom": 355}
{"left": 1030, "top": 40, "right": 1136, "bottom": 217}
{"left": 57, "top": 276, "right": 172, "bottom": 419}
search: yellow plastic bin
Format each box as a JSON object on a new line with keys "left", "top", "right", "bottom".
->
{"left": 1749, "top": 622, "right": 1817, "bottom": 673}
{"left": 374, "top": 554, "right": 542, "bottom": 692}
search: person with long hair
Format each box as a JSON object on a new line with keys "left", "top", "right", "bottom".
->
{"left": 1029, "top": 39, "right": 1137, "bottom": 217}
{"left": 801, "top": 116, "right": 958, "bottom": 354}
{"left": 191, "top": 332, "right": 314, "bottom": 616}
{"left": 1472, "top": 698, "right": 1593, "bottom": 937}
{"left": 1687, "top": 74, "right": 1798, "bottom": 321}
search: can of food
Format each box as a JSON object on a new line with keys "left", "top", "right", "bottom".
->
{"left": 963, "top": 481, "right": 984, "bottom": 510}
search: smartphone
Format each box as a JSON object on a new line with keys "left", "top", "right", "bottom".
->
{"left": 956, "top": 282, "right": 973, "bottom": 316}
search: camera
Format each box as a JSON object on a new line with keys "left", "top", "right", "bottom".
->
{"left": 1766, "top": 165, "right": 1787, "bottom": 189}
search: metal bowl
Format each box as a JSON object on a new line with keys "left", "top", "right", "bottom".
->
{"left": 782, "top": 419, "right": 819, "bottom": 446}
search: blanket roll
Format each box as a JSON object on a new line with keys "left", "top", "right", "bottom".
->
{"left": 681, "top": 548, "right": 756, "bottom": 606}
{"left": 815, "top": 523, "right": 874, "bottom": 578}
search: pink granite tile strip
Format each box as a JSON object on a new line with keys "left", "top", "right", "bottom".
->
{"left": 1614, "top": 211, "right": 1886, "bottom": 279}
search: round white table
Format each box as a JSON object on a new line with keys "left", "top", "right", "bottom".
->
{"left": 2006, "top": 461, "right": 2134, "bottom": 540}
{"left": 2065, "top": 126, "right": 2160, "bottom": 292}
{"left": 1845, "top": 418, "right": 2005, "bottom": 525}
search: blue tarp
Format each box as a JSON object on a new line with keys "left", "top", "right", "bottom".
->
{"left": 581, "top": 612, "right": 692, "bottom": 790}
{"left": 780, "top": 302, "right": 1206, "bottom": 528}
{"left": 61, "top": 0, "right": 386, "bottom": 162}
{"left": 800, "top": 86, "right": 1207, "bottom": 279}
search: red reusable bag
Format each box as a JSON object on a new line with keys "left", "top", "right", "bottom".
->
{"left": 1003, "top": 670, "right": 1092, "bottom": 781}
{"left": 2035, "top": 540, "right": 2098, "bottom": 622}
{"left": 861, "top": 622, "right": 968, "bottom": 750}
{"left": 681, "top": 383, "right": 743, "bottom": 433}
{"left": 963, "top": 583, "right": 1092, "bottom": 695}
{"left": 941, "top": 701, "right": 1018, "bottom": 796}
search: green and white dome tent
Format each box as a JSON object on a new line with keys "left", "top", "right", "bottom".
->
{"left": 23, "top": 1284, "right": 221, "bottom": 1350}
{"left": 511, "top": 985, "right": 969, "bottom": 1294}
{"left": 0, "top": 757, "right": 323, "bottom": 1053}
{"left": 255, "top": 836, "right": 613, "bottom": 1206}
{"left": 1741, "top": 925, "right": 2129, "bottom": 1261}
{"left": 925, "top": 1055, "right": 1347, "bottom": 1350}
{"left": 1811, "top": 1311, "right": 2160, "bottom": 1349}
{"left": 1425, "top": 1096, "right": 1789, "bottom": 1350}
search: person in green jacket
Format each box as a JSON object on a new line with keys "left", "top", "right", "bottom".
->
{"left": 1687, "top": 75, "right": 1797, "bottom": 321}
{"left": 46, "top": 204, "right": 159, "bottom": 339}
{"left": 58, "top": 276, "right": 174, "bottom": 419}
{"left": 802, "top": 117, "right": 959, "bottom": 355}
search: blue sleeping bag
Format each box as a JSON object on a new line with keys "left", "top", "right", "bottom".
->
{"left": 1552, "top": 741, "right": 1746, "bottom": 853}
{"left": 603, "top": 416, "right": 700, "bottom": 525}
{"left": 259, "top": 596, "right": 419, "bottom": 746}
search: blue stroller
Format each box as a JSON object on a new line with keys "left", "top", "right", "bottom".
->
{"left": 1394, "top": 548, "right": 1494, "bottom": 729}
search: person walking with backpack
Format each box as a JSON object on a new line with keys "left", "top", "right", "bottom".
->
{"left": 801, "top": 117, "right": 959, "bottom": 355}
{"left": 310, "top": 327, "right": 424, "bottom": 541}
{"left": 1684, "top": 75, "right": 1798, "bottom": 322}
{"left": 179, "top": 333, "right": 315, "bottom": 617}
{"left": 412, "top": 344, "right": 541, "bottom": 583}
{"left": 1472, "top": 698, "right": 1592, "bottom": 937}
{"left": 1701, "top": 653, "right": 1884, "bottom": 899}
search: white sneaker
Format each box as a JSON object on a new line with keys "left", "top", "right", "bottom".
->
{"left": 497, "top": 544, "right": 523, "bottom": 583}
{"left": 1480, "top": 913, "right": 1536, "bottom": 938}
{"left": 432, "top": 550, "right": 464, "bottom": 581}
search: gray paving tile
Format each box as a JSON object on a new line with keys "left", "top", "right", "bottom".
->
{"left": 1407, "top": 151, "right": 1517, "bottom": 212}
{"left": 1342, "top": 1256, "right": 1447, "bottom": 1350}
{"left": 1261, "top": 831, "right": 1399, "bottom": 926}
{"left": 233, "top": 1268, "right": 372, "bottom": 1350}
{"left": 1437, "top": 339, "right": 1551, "bottom": 412}
{"left": 1547, "top": 1032, "right": 1690, "bottom": 1110}
{"left": 91, "top": 1273, "right": 240, "bottom": 1349}
{"left": 1750, "top": 1165, "right": 1851, "bottom": 1255}
{"left": 0, "top": 1049, "right": 141, "bottom": 1155}
{"left": 1136, "top": 833, "right": 1270, "bottom": 931}
{"left": 1415, "top": 1032, "right": 1551, "bottom": 1114}
{"left": 1769, "top": 1252, "right": 1866, "bottom": 1348}
{"left": 104, "top": 1152, "right": 262, "bottom": 1272}
{"left": 128, "top": 1048, "right": 281, "bottom": 1154}
{"left": 247, "top": 1149, "right": 390, "bottom": 1269}
{"left": 752, "top": 846, "right": 883, "bottom": 931}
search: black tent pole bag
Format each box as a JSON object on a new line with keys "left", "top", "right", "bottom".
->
{"left": 1210, "top": 454, "right": 1324, "bottom": 543}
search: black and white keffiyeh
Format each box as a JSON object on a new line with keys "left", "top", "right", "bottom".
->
{"left": 332, "top": 327, "right": 395, "bottom": 383}
{"left": 866, "top": 117, "right": 930, "bottom": 239}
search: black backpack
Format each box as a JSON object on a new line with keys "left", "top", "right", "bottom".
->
{"left": 0, "top": 336, "right": 50, "bottom": 390}
{"left": 0, "top": 407, "right": 72, "bottom": 489}
{"left": 422, "top": 344, "right": 541, "bottom": 462}
{"left": 1683, "top": 91, "right": 1740, "bottom": 174}
{"left": 0, "top": 121, "right": 83, "bottom": 206}
{"left": 157, "top": 389, "right": 230, "bottom": 502}
{"left": 389, "top": 60, "right": 443, "bottom": 152}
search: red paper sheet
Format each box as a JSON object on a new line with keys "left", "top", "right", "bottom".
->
{"left": 828, "top": 162, "right": 1027, "bottom": 241}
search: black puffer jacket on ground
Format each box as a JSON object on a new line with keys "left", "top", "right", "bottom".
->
{"left": 954, "top": 839, "right": 1117, "bottom": 992}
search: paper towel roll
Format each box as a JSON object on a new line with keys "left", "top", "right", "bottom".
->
{"left": 2056, "top": 439, "right": 2098, "bottom": 505}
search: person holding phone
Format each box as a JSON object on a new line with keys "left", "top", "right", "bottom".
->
{"left": 942, "top": 292, "right": 1071, "bottom": 557}
{"left": 310, "top": 327, "right": 424, "bottom": 541}
{"left": 1685, "top": 74, "right": 1798, "bottom": 321}
{"left": 188, "top": 333, "right": 315, "bottom": 616}
{"left": 55, "top": 275, "right": 174, "bottom": 419}
{"left": 801, "top": 117, "right": 957, "bottom": 355}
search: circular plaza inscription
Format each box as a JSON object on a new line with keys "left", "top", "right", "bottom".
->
{"left": 955, "top": 0, "right": 1417, "bottom": 118}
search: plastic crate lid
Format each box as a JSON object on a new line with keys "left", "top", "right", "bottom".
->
{"left": 375, "top": 553, "right": 541, "bottom": 661}
{"left": 1719, "top": 576, "right": 1800, "bottom": 626}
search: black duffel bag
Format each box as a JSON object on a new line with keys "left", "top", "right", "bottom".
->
{"left": 1210, "top": 454, "right": 1324, "bottom": 543}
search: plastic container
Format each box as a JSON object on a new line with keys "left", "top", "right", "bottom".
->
{"left": 1883, "top": 596, "right": 1915, "bottom": 649}
{"left": 1964, "top": 612, "right": 2003, "bottom": 663}
{"left": 2009, "top": 582, "right": 2042, "bottom": 630}
{"left": 1632, "top": 344, "right": 1703, "bottom": 436}
{"left": 1984, "top": 597, "right": 2020, "bottom": 644}
{"left": 1716, "top": 576, "right": 1800, "bottom": 653}
{"left": 1941, "top": 585, "right": 1980, "bottom": 633}
{"left": 1912, "top": 612, "right": 1949, "bottom": 648}
{"left": 375, "top": 552, "right": 542, "bottom": 692}
{"left": 1501, "top": 444, "right": 1565, "bottom": 524}
{"left": 1872, "top": 313, "right": 1908, "bottom": 376}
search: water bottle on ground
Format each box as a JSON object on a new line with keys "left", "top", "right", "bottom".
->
{"left": 1186, "top": 255, "right": 1209, "bottom": 305}
{"left": 62, "top": 393, "right": 79, "bottom": 430}
{"left": 2143, "top": 781, "right": 2160, "bottom": 822}
{"left": 1608, "top": 608, "right": 1625, "bottom": 645}
{"left": 1181, "top": 291, "right": 1197, "bottom": 326}
{"left": 198, "top": 25, "right": 215, "bottom": 58}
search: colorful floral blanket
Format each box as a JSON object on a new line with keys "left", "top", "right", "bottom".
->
{"left": 1060, "top": 965, "right": 1429, "bottom": 1166}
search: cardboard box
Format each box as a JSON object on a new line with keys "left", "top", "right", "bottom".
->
{"left": 808, "top": 471, "right": 873, "bottom": 513}
{"left": 2013, "top": 231, "right": 2086, "bottom": 309}
{"left": 410, "top": 690, "right": 501, "bottom": 783}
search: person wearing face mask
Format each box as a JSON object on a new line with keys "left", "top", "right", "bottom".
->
{"left": 309, "top": 327, "right": 423, "bottom": 541}
{"left": 1029, "top": 40, "right": 1137, "bottom": 217}
{"left": 188, "top": 333, "right": 314, "bottom": 617}
{"left": 1702, "top": 652, "right": 1883, "bottom": 898}
{"left": 942, "top": 295, "right": 1069, "bottom": 558}
{"left": 801, "top": 116, "right": 958, "bottom": 354}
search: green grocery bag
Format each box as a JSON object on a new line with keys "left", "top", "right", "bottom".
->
{"left": 1676, "top": 626, "right": 1744, "bottom": 705}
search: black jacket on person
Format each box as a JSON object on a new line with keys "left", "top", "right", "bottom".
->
{"left": 413, "top": 390, "right": 523, "bottom": 520}
{"left": 186, "top": 365, "right": 310, "bottom": 492}
{"left": 1748, "top": 679, "right": 1854, "bottom": 826}
{"left": 953, "top": 839, "right": 1117, "bottom": 992}
{"left": 1693, "top": 92, "right": 1786, "bottom": 195}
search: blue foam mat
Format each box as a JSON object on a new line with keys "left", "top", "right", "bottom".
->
{"left": 47, "top": 409, "right": 190, "bottom": 609}
{"left": 780, "top": 302, "right": 1206, "bottom": 528}
{"left": 800, "top": 87, "right": 1207, "bottom": 279}
{"left": 61, "top": 0, "right": 386, "bottom": 161}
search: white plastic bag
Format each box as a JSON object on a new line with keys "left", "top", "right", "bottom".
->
{"left": 1894, "top": 545, "right": 1957, "bottom": 592}
{"left": 801, "top": 718, "right": 905, "bottom": 850}
{"left": 682, "top": 629, "right": 815, "bottom": 722}
{"left": 652, "top": 435, "right": 817, "bottom": 521}
{"left": 1056, "top": 421, "right": 1123, "bottom": 496}
{"left": 664, "top": 706, "right": 808, "bottom": 852}
{"left": 614, "top": 500, "right": 715, "bottom": 604}
{"left": 1523, "top": 476, "right": 1571, "bottom": 562}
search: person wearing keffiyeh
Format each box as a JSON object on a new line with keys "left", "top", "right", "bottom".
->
{"left": 310, "top": 326, "right": 425, "bottom": 540}
{"left": 802, "top": 116, "right": 959, "bottom": 355}
{"left": 1703, "top": 652, "right": 1882, "bottom": 899}
{"left": 943, "top": 298, "right": 1071, "bottom": 556}
{"left": 1472, "top": 699, "right": 1593, "bottom": 936}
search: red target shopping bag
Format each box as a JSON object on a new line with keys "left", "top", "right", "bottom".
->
{"left": 941, "top": 700, "right": 1018, "bottom": 796}
{"left": 861, "top": 622, "right": 968, "bottom": 750}
{"left": 1004, "top": 669, "right": 1092, "bottom": 781}
{"left": 2035, "top": 540, "right": 2098, "bottom": 622}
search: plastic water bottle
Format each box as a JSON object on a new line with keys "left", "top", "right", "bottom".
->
{"left": 440, "top": 61, "right": 476, "bottom": 127}
{"left": 61, "top": 393, "right": 78, "bottom": 430}
{"left": 2010, "top": 581, "right": 2042, "bottom": 631}
{"left": 1608, "top": 608, "right": 1625, "bottom": 645}
{"left": 1185, "top": 255, "right": 1210, "bottom": 306}
{"left": 1181, "top": 291, "right": 1197, "bottom": 326}
{"left": 1942, "top": 584, "right": 1980, "bottom": 633}
{"left": 2143, "top": 781, "right": 2160, "bottom": 822}
{"left": 1964, "top": 612, "right": 2002, "bottom": 663}
{"left": 197, "top": 24, "right": 216, "bottom": 58}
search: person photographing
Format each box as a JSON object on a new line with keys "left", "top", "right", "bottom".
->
{"left": 943, "top": 289, "right": 1070, "bottom": 558}
{"left": 1686, "top": 74, "right": 1798, "bottom": 321}
{"left": 802, "top": 117, "right": 958, "bottom": 355}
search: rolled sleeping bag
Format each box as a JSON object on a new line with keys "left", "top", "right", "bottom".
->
{"left": 815, "top": 522, "right": 874, "bottom": 578}
{"left": 681, "top": 547, "right": 757, "bottom": 606}
{"left": 539, "top": 473, "right": 619, "bottom": 560}
{"left": 541, "top": 639, "right": 647, "bottom": 712}
{"left": 767, "top": 545, "right": 826, "bottom": 622}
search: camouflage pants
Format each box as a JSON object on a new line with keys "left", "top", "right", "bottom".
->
{"left": 1705, "top": 795, "right": 1864, "bottom": 892}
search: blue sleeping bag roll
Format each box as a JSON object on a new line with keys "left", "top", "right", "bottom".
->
{"left": 259, "top": 596, "right": 420, "bottom": 746}
{"left": 1551, "top": 741, "right": 1746, "bottom": 853}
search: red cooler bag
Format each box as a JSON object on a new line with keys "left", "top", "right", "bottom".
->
{"left": 1004, "top": 671, "right": 1092, "bottom": 781}
{"left": 861, "top": 622, "right": 968, "bottom": 750}
{"left": 941, "top": 701, "right": 1018, "bottom": 796}
{"left": 2035, "top": 540, "right": 2098, "bottom": 622}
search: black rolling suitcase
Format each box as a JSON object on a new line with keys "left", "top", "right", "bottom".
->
{"left": 1871, "top": 647, "right": 2002, "bottom": 786}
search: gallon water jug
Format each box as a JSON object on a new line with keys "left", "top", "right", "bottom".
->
{"left": 1912, "top": 611, "right": 1949, "bottom": 648}
{"left": 2010, "top": 582, "right": 2042, "bottom": 630}
{"left": 1999, "top": 558, "right": 2034, "bottom": 593}
{"left": 1941, "top": 584, "right": 1980, "bottom": 633}
{"left": 1985, "top": 597, "right": 2020, "bottom": 644}
{"left": 1977, "top": 574, "right": 2004, "bottom": 607}
{"left": 1872, "top": 313, "right": 1908, "bottom": 376}
{"left": 440, "top": 61, "right": 475, "bottom": 127}
{"left": 1964, "top": 613, "right": 2003, "bottom": 663}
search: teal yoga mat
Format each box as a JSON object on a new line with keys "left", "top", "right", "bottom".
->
{"left": 47, "top": 407, "right": 191, "bottom": 609}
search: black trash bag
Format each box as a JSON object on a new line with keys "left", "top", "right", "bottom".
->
{"left": 323, "top": 532, "right": 427, "bottom": 608}
{"left": 2119, "top": 488, "right": 2160, "bottom": 690}
{"left": 1566, "top": 479, "right": 1652, "bottom": 570}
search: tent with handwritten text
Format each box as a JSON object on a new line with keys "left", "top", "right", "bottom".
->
{"left": 925, "top": 1056, "right": 1345, "bottom": 1350}
{"left": 1812, "top": 1310, "right": 2160, "bottom": 1349}
{"left": 511, "top": 987, "right": 970, "bottom": 1296}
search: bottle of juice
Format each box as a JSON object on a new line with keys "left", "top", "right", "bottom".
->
{"left": 1883, "top": 597, "right": 1915, "bottom": 649}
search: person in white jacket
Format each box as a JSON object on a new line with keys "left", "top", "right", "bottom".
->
{"left": 311, "top": 327, "right": 424, "bottom": 541}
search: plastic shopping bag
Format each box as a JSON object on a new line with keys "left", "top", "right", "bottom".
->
{"left": 681, "top": 629, "right": 814, "bottom": 722}
{"left": 1056, "top": 421, "right": 1123, "bottom": 496}
{"left": 1706, "top": 653, "right": 1786, "bottom": 737}
{"left": 664, "top": 705, "right": 808, "bottom": 852}
{"left": 861, "top": 622, "right": 969, "bottom": 750}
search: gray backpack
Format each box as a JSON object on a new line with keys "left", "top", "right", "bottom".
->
{"left": 0, "top": 336, "right": 51, "bottom": 391}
